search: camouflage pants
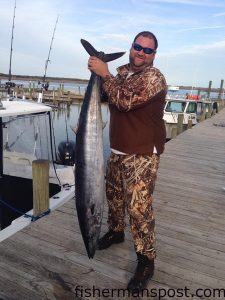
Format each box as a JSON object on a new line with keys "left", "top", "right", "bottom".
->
{"left": 106, "top": 152, "right": 160, "bottom": 260}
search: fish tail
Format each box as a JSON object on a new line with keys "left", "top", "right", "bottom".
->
{"left": 80, "top": 39, "right": 125, "bottom": 62}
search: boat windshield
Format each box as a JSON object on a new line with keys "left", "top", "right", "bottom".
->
{"left": 165, "top": 101, "right": 186, "bottom": 113}
{"left": 2, "top": 112, "right": 54, "bottom": 163}
{"left": 186, "top": 102, "right": 197, "bottom": 113}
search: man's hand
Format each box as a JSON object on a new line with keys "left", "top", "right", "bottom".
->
{"left": 88, "top": 56, "right": 111, "bottom": 79}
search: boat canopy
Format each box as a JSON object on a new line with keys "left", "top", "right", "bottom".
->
{"left": 0, "top": 100, "right": 51, "bottom": 118}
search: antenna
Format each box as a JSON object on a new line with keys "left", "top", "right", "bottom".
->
{"left": 42, "top": 15, "right": 59, "bottom": 89}
{"left": 7, "top": 0, "right": 16, "bottom": 95}
{"left": 8, "top": 0, "right": 16, "bottom": 82}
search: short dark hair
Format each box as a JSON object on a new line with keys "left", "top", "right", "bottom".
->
{"left": 133, "top": 31, "right": 158, "bottom": 50}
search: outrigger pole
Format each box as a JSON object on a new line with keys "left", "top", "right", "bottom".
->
{"left": 38, "top": 15, "right": 59, "bottom": 103}
{"left": 7, "top": 0, "right": 16, "bottom": 95}
{"left": 42, "top": 15, "right": 59, "bottom": 87}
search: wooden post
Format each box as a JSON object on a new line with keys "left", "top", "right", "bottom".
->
{"left": 208, "top": 105, "right": 213, "bottom": 117}
{"left": 177, "top": 114, "right": 184, "bottom": 135}
{"left": 68, "top": 91, "right": 72, "bottom": 106}
{"left": 29, "top": 86, "right": 32, "bottom": 99}
{"left": 200, "top": 107, "right": 206, "bottom": 122}
{"left": 218, "top": 79, "right": 224, "bottom": 100}
{"left": 32, "top": 159, "right": 49, "bottom": 217}
{"left": 171, "top": 127, "right": 177, "bottom": 139}
{"left": 57, "top": 88, "right": 61, "bottom": 107}
{"left": 53, "top": 87, "right": 55, "bottom": 104}
{"left": 187, "top": 119, "right": 192, "bottom": 129}
{"left": 207, "top": 81, "right": 212, "bottom": 99}
{"left": 205, "top": 111, "right": 211, "bottom": 119}
{"left": 205, "top": 104, "right": 212, "bottom": 118}
{"left": 218, "top": 100, "right": 222, "bottom": 112}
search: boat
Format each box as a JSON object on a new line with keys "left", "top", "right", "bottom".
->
{"left": 168, "top": 85, "right": 179, "bottom": 92}
{"left": 163, "top": 96, "right": 214, "bottom": 139}
{"left": 0, "top": 96, "right": 75, "bottom": 241}
{"left": 0, "top": 1, "right": 75, "bottom": 240}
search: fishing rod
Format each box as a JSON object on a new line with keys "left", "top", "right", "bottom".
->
{"left": 7, "top": 0, "right": 16, "bottom": 95}
{"left": 41, "top": 15, "right": 59, "bottom": 91}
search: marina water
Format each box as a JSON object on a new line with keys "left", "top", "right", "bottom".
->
{"left": 52, "top": 102, "right": 111, "bottom": 162}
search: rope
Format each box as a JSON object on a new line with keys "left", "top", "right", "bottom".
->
{"left": 0, "top": 196, "right": 51, "bottom": 222}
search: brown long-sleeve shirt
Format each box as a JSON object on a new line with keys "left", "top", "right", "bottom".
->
{"left": 103, "top": 64, "right": 167, "bottom": 155}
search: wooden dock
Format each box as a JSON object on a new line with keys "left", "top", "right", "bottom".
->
{"left": 0, "top": 109, "right": 225, "bottom": 299}
{"left": 0, "top": 87, "right": 84, "bottom": 105}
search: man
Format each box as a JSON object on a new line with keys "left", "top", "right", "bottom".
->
{"left": 88, "top": 31, "right": 167, "bottom": 291}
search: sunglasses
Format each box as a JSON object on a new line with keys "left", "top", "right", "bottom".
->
{"left": 132, "top": 43, "right": 155, "bottom": 54}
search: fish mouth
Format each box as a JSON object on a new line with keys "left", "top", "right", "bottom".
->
{"left": 83, "top": 233, "right": 97, "bottom": 259}
{"left": 82, "top": 214, "right": 101, "bottom": 259}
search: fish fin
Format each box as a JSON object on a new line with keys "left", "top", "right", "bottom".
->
{"left": 70, "top": 125, "right": 78, "bottom": 134}
{"left": 102, "top": 121, "right": 107, "bottom": 129}
{"left": 81, "top": 39, "right": 125, "bottom": 62}
{"left": 103, "top": 52, "right": 125, "bottom": 62}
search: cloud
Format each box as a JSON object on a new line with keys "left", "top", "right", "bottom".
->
{"left": 160, "top": 39, "right": 225, "bottom": 56}
{"left": 176, "top": 25, "right": 225, "bottom": 32}
{"left": 213, "top": 12, "right": 225, "bottom": 17}
{"left": 142, "top": 0, "right": 223, "bottom": 6}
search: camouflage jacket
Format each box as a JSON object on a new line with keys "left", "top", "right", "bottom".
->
{"left": 103, "top": 63, "right": 167, "bottom": 111}
{"left": 102, "top": 63, "right": 167, "bottom": 155}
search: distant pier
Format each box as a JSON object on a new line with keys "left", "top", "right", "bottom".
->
{"left": 0, "top": 85, "right": 85, "bottom": 107}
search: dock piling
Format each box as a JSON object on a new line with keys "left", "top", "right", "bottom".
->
{"left": 171, "top": 127, "right": 177, "bottom": 139}
{"left": 187, "top": 119, "right": 192, "bottom": 129}
{"left": 218, "top": 79, "right": 224, "bottom": 100}
{"left": 177, "top": 114, "right": 184, "bottom": 135}
{"left": 32, "top": 159, "right": 49, "bottom": 217}
{"left": 207, "top": 80, "right": 212, "bottom": 99}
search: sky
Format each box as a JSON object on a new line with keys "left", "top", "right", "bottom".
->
{"left": 0, "top": 0, "right": 225, "bottom": 88}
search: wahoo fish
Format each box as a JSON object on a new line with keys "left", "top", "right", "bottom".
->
{"left": 75, "top": 39, "right": 125, "bottom": 258}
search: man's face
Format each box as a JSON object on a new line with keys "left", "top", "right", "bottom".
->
{"left": 129, "top": 36, "right": 156, "bottom": 72}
